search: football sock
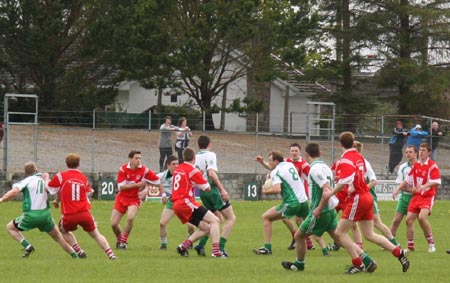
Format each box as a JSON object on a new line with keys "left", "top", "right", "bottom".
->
{"left": 352, "top": 257, "right": 363, "bottom": 267}
{"left": 264, "top": 243, "right": 272, "bottom": 251}
{"left": 305, "top": 236, "right": 314, "bottom": 249}
{"left": 392, "top": 246, "right": 401, "bottom": 257}
{"left": 389, "top": 238, "right": 400, "bottom": 246}
{"left": 198, "top": 236, "right": 209, "bottom": 248}
{"left": 407, "top": 239, "right": 414, "bottom": 250}
{"left": 20, "top": 239, "right": 30, "bottom": 249}
{"left": 105, "top": 248, "right": 115, "bottom": 258}
{"left": 219, "top": 237, "right": 227, "bottom": 250}
{"left": 182, "top": 239, "right": 193, "bottom": 250}
{"left": 425, "top": 233, "right": 434, "bottom": 244}
{"left": 294, "top": 259, "right": 305, "bottom": 269}
{"left": 71, "top": 252, "right": 79, "bottom": 259}
{"left": 120, "top": 232, "right": 129, "bottom": 243}
{"left": 212, "top": 242, "right": 220, "bottom": 256}
{"left": 72, "top": 243, "right": 82, "bottom": 253}
{"left": 160, "top": 237, "right": 168, "bottom": 244}
{"left": 359, "top": 252, "right": 373, "bottom": 266}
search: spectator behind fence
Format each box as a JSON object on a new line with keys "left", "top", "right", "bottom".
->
{"left": 175, "top": 117, "right": 192, "bottom": 164}
{"left": 406, "top": 125, "right": 429, "bottom": 151}
{"left": 158, "top": 116, "right": 178, "bottom": 172}
{"left": 429, "top": 121, "right": 443, "bottom": 161}
{"left": 388, "top": 120, "right": 409, "bottom": 174}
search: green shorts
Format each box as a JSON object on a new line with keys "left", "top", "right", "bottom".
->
{"left": 165, "top": 198, "right": 173, "bottom": 210}
{"left": 275, "top": 201, "right": 309, "bottom": 219}
{"left": 199, "top": 182, "right": 228, "bottom": 212}
{"left": 395, "top": 193, "right": 413, "bottom": 215}
{"left": 14, "top": 209, "right": 55, "bottom": 233}
{"left": 300, "top": 209, "right": 338, "bottom": 237}
{"left": 371, "top": 188, "right": 379, "bottom": 214}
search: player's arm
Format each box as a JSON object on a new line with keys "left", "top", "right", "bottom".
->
{"left": 0, "top": 186, "right": 20, "bottom": 203}
{"left": 313, "top": 182, "right": 333, "bottom": 218}
{"left": 255, "top": 156, "right": 274, "bottom": 170}
{"left": 207, "top": 168, "right": 229, "bottom": 202}
{"left": 159, "top": 183, "right": 168, "bottom": 204}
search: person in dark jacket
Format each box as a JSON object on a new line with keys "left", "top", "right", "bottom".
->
{"left": 388, "top": 120, "right": 409, "bottom": 173}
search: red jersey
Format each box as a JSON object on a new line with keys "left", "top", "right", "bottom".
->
{"left": 117, "top": 163, "right": 160, "bottom": 198}
{"left": 48, "top": 169, "right": 92, "bottom": 215}
{"left": 171, "top": 162, "right": 209, "bottom": 203}
{"left": 331, "top": 160, "right": 349, "bottom": 206}
{"left": 336, "top": 148, "right": 370, "bottom": 195}
{"left": 407, "top": 158, "right": 441, "bottom": 197}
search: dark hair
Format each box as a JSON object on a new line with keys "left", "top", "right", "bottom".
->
{"left": 305, "top": 143, "right": 320, "bottom": 158}
{"left": 178, "top": 117, "right": 187, "bottom": 127}
{"left": 183, "top": 147, "right": 196, "bottom": 162}
{"left": 290, "top": 143, "right": 301, "bottom": 150}
{"left": 128, "top": 150, "right": 141, "bottom": 159}
{"left": 166, "top": 155, "right": 178, "bottom": 166}
{"left": 198, "top": 135, "right": 210, "bottom": 149}
{"left": 406, "top": 145, "right": 418, "bottom": 153}
{"left": 339, "top": 131, "right": 355, "bottom": 149}
{"left": 269, "top": 150, "right": 284, "bottom": 162}
{"left": 66, "top": 153, "right": 80, "bottom": 169}
{"left": 164, "top": 116, "right": 172, "bottom": 122}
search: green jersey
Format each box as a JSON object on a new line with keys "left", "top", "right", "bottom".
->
{"left": 271, "top": 162, "right": 308, "bottom": 205}
{"left": 13, "top": 173, "right": 49, "bottom": 212}
{"left": 308, "top": 160, "right": 334, "bottom": 213}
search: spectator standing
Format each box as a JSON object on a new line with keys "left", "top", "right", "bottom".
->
{"left": 159, "top": 116, "right": 178, "bottom": 172}
{"left": 406, "top": 124, "right": 429, "bottom": 151}
{"left": 429, "top": 121, "right": 443, "bottom": 161}
{"left": 388, "top": 120, "right": 409, "bottom": 173}
{"left": 175, "top": 117, "right": 192, "bottom": 164}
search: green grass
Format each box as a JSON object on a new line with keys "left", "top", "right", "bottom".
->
{"left": 1, "top": 200, "right": 449, "bottom": 283}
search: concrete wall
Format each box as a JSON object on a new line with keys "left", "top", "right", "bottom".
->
{"left": 2, "top": 173, "right": 450, "bottom": 201}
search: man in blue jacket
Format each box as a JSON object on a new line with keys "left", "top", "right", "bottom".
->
{"left": 406, "top": 125, "right": 429, "bottom": 150}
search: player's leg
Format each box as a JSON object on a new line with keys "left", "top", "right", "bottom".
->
{"left": 201, "top": 210, "right": 221, "bottom": 257}
{"left": 390, "top": 212, "right": 405, "bottom": 238}
{"left": 47, "top": 227, "right": 78, "bottom": 258}
{"left": 359, "top": 220, "right": 409, "bottom": 272}
{"left": 217, "top": 205, "right": 236, "bottom": 255}
{"left": 405, "top": 212, "right": 418, "bottom": 251}
{"left": 254, "top": 206, "right": 284, "bottom": 255}
{"left": 351, "top": 223, "right": 364, "bottom": 250}
{"left": 417, "top": 208, "right": 435, "bottom": 252}
{"left": 282, "top": 218, "right": 297, "bottom": 250}
{"left": 6, "top": 219, "right": 35, "bottom": 257}
{"left": 111, "top": 197, "right": 126, "bottom": 247}
{"left": 159, "top": 207, "right": 173, "bottom": 249}
{"left": 335, "top": 219, "right": 366, "bottom": 273}
{"left": 87, "top": 229, "right": 116, "bottom": 259}
{"left": 374, "top": 213, "right": 399, "bottom": 246}
{"left": 119, "top": 204, "right": 139, "bottom": 248}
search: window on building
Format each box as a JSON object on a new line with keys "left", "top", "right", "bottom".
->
{"left": 170, "top": 94, "right": 177, "bottom": 103}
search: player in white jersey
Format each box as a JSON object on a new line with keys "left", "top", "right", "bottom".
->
{"left": 391, "top": 145, "right": 417, "bottom": 251}
{"left": 254, "top": 151, "right": 309, "bottom": 255}
{"left": 194, "top": 135, "right": 236, "bottom": 257}
{"left": 0, "top": 162, "right": 78, "bottom": 258}
{"left": 158, "top": 155, "right": 195, "bottom": 249}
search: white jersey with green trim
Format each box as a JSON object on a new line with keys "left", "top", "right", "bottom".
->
{"left": 396, "top": 161, "right": 413, "bottom": 195}
{"left": 271, "top": 162, "right": 307, "bottom": 204}
{"left": 308, "top": 160, "right": 334, "bottom": 213}
{"left": 12, "top": 173, "right": 49, "bottom": 212}
{"left": 157, "top": 170, "right": 173, "bottom": 195}
{"left": 195, "top": 150, "right": 218, "bottom": 179}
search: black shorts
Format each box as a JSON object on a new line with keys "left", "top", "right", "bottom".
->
{"left": 189, "top": 206, "right": 209, "bottom": 227}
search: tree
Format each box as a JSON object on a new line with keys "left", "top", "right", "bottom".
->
{"left": 0, "top": 0, "right": 119, "bottom": 112}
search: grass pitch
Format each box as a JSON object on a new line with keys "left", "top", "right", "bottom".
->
{"left": 1, "top": 200, "right": 449, "bottom": 283}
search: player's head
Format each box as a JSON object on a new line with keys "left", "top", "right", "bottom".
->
{"left": 418, "top": 143, "right": 431, "bottom": 161}
{"left": 305, "top": 143, "right": 320, "bottom": 158}
{"left": 128, "top": 150, "right": 142, "bottom": 168}
{"left": 166, "top": 155, "right": 179, "bottom": 172}
{"left": 183, "top": 147, "right": 196, "bottom": 162}
{"left": 197, "top": 135, "right": 210, "bottom": 150}
{"left": 24, "top": 161, "right": 37, "bottom": 176}
{"left": 65, "top": 153, "right": 80, "bottom": 169}
{"left": 419, "top": 143, "right": 431, "bottom": 153}
{"left": 178, "top": 117, "right": 187, "bottom": 127}
{"left": 268, "top": 150, "right": 283, "bottom": 167}
{"left": 405, "top": 145, "right": 417, "bottom": 161}
{"left": 289, "top": 143, "right": 301, "bottom": 159}
{"left": 339, "top": 131, "right": 355, "bottom": 149}
{"left": 353, "top": 141, "right": 363, "bottom": 153}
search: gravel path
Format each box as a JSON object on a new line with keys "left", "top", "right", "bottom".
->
{"left": 2, "top": 125, "right": 449, "bottom": 176}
